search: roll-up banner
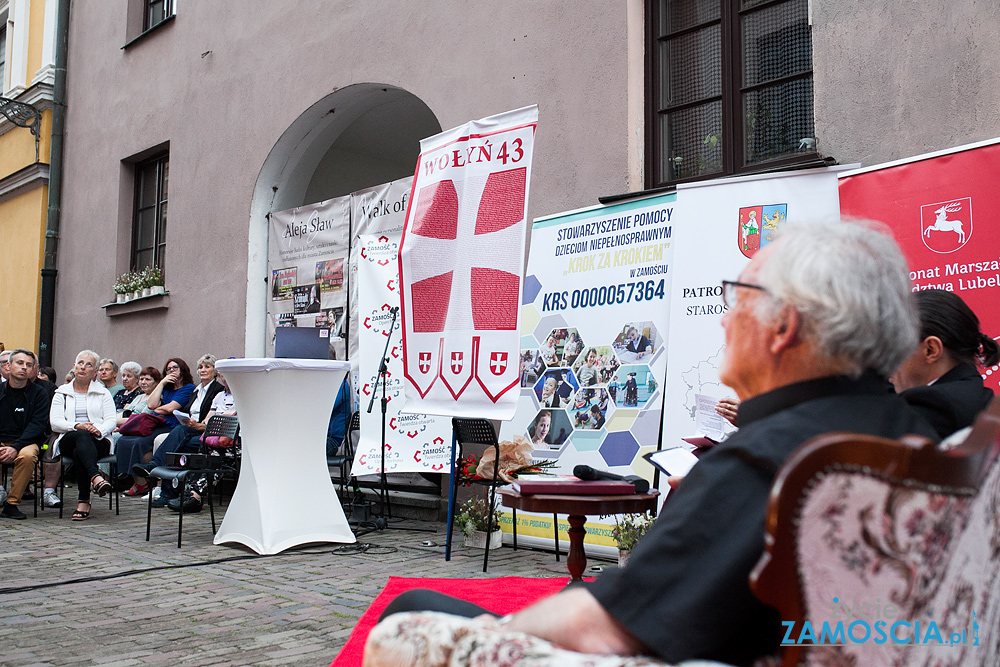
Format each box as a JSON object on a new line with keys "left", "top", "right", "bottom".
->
{"left": 267, "top": 197, "right": 351, "bottom": 358}
{"left": 659, "top": 168, "right": 843, "bottom": 459}
{"left": 398, "top": 106, "right": 538, "bottom": 420}
{"left": 839, "top": 138, "right": 1000, "bottom": 391}
{"left": 498, "top": 192, "right": 676, "bottom": 552}
{"left": 352, "top": 180, "right": 452, "bottom": 474}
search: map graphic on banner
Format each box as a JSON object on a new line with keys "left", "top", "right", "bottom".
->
{"left": 398, "top": 106, "right": 538, "bottom": 419}
{"left": 839, "top": 140, "right": 1000, "bottom": 391}
{"left": 660, "top": 168, "right": 843, "bottom": 454}
{"left": 267, "top": 197, "right": 350, "bottom": 357}
{"left": 354, "top": 229, "right": 453, "bottom": 475}
{"left": 498, "top": 193, "right": 676, "bottom": 548}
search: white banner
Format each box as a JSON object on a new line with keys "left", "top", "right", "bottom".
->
{"left": 498, "top": 193, "right": 676, "bottom": 548}
{"left": 267, "top": 197, "right": 351, "bottom": 356}
{"left": 661, "top": 168, "right": 843, "bottom": 454}
{"left": 353, "top": 229, "right": 453, "bottom": 475}
{"left": 398, "top": 106, "right": 538, "bottom": 419}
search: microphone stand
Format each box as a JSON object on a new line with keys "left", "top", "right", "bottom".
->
{"left": 364, "top": 307, "right": 434, "bottom": 533}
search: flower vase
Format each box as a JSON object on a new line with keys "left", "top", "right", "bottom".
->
{"left": 142, "top": 287, "right": 151, "bottom": 297}
{"left": 618, "top": 549, "right": 630, "bottom": 568}
{"left": 150, "top": 285, "right": 165, "bottom": 295}
{"left": 116, "top": 293, "right": 126, "bottom": 303}
{"left": 464, "top": 529, "right": 503, "bottom": 550}
{"left": 132, "top": 290, "right": 141, "bottom": 300}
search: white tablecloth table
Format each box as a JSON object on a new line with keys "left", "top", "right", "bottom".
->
{"left": 213, "top": 358, "right": 355, "bottom": 554}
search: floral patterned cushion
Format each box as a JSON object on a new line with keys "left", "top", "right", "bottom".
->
{"left": 794, "top": 457, "right": 1000, "bottom": 666}
{"left": 362, "top": 611, "right": 679, "bottom": 667}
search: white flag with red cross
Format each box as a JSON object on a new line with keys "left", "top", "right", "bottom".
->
{"left": 398, "top": 106, "right": 537, "bottom": 419}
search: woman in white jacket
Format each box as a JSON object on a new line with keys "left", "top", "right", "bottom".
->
{"left": 50, "top": 350, "right": 117, "bottom": 520}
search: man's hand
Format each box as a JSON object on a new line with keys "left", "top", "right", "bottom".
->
{"left": 0, "top": 446, "right": 17, "bottom": 463}
{"left": 503, "top": 587, "right": 646, "bottom": 656}
{"left": 715, "top": 397, "right": 740, "bottom": 426}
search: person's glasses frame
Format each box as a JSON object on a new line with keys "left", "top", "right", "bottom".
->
{"left": 721, "top": 280, "right": 769, "bottom": 309}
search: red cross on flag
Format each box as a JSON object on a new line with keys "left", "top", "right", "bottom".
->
{"left": 398, "top": 106, "right": 537, "bottom": 419}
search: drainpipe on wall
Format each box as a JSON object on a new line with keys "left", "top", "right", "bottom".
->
{"left": 38, "top": 0, "right": 70, "bottom": 368}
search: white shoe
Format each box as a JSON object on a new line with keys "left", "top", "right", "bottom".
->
{"left": 43, "top": 490, "right": 62, "bottom": 508}
{"left": 0, "top": 485, "right": 6, "bottom": 505}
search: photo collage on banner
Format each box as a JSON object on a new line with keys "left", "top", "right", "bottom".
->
{"left": 498, "top": 193, "right": 676, "bottom": 550}
{"left": 660, "top": 168, "right": 843, "bottom": 460}
{"left": 398, "top": 106, "right": 538, "bottom": 420}
{"left": 351, "top": 179, "right": 452, "bottom": 476}
{"left": 267, "top": 197, "right": 351, "bottom": 357}
{"left": 839, "top": 139, "right": 1000, "bottom": 391}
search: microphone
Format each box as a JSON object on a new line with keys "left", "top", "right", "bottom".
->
{"left": 573, "top": 465, "right": 650, "bottom": 494}
{"left": 389, "top": 306, "right": 400, "bottom": 314}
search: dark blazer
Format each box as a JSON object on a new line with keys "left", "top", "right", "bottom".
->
{"left": 182, "top": 379, "right": 225, "bottom": 423}
{"left": 901, "top": 362, "right": 994, "bottom": 438}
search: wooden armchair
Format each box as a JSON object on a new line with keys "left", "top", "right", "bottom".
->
{"left": 752, "top": 398, "right": 1000, "bottom": 666}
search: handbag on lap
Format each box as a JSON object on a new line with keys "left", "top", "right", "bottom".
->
{"left": 118, "top": 412, "right": 166, "bottom": 436}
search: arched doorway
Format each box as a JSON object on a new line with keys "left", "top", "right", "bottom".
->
{"left": 244, "top": 84, "right": 440, "bottom": 355}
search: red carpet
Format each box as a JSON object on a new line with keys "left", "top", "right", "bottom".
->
{"left": 330, "top": 576, "right": 575, "bottom": 667}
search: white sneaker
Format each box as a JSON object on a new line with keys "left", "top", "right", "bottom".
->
{"left": 0, "top": 485, "right": 6, "bottom": 505}
{"left": 43, "top": 490, "right": 62, "bottom": 508}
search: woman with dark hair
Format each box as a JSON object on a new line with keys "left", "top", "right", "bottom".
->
{"left": 116, "top": 358, "right": 195, "bottom": 494}
{"left": 891, "top": 289, "right": 999, "bottom": 437}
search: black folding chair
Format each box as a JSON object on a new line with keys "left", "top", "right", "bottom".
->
{"left": 328, "top": 411, "right": 359, "bottom": 499}
{"left": 446, "top": 418, "right": 505, "bottom": 572}
{"left": 144, "top": 415, "right": 239, "bottom": 547}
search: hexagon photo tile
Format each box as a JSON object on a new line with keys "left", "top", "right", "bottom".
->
{"left": 568, "top": 388, "right": 610, "bottom": 432}
{"left": 613, "top": 364, "right": 659, "bottom": 408}
{"left": 599, "top": 430, "right": 640, "bottom": 468}
{"left": 571, "top": 345, "right": 617, "bottom": 388}
{"left": 527, "top": 408, "right": 573, "bottom": 455}
{"left": 611, "top": 320, "right": 661, "bottom": 365}
{"left": 534, "top": 368, "right": 579, "bottom": 408}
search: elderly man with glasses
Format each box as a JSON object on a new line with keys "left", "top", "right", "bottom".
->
{"left": 366, "top": 221, "right": 941, "bottom": 667}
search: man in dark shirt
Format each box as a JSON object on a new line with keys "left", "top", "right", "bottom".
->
{"left": 0, "top": 349, "right": 51, "bottom": 520}
{"left": 372, "top": 221, "right": 940, "bottom": 666}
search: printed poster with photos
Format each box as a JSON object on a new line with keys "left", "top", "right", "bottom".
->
{"left": 267, "top": 196, "right": 350, "bottom": 356}
{"left": 498, "top": 192, "right": 677, "bottom": 549}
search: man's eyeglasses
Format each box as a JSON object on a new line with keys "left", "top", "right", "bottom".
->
{"left": 721, "top": 280, "right": 769, "bottom": 308}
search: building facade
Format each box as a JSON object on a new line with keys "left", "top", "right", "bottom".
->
{"left": 49, "top": 0, "right": 1000, "bottom": 373}
{"left": 0, "top": 0, "right": 57, "bottom": 353}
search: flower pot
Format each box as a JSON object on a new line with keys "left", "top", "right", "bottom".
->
{"left": 464, "top": 529, "right": 502, "bottom": 550}
{"left": 142, "top": 287, "right": 151, "bottom": 297}
{"left": 132, "top": 290, "right": 142, "bottom": 300}
{"left": 116, "top": 293, "right": 126, "bottom": 303}
{"left": 618, "top": 549, "right": 630, "bottom": 568}
{"left": 150, "top": 285, "right": 165, "bottom": 295}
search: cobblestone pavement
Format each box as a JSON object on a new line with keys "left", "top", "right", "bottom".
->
{"left": 0, "top": 490, "right": 576, "bottom": 667}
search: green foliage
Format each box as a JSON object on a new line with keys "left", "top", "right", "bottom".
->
{"left": 454, "top": 497, "right": 502, "bottom": 538}
{"left": 611, "top": 511, "right": 654, "bottom": 552}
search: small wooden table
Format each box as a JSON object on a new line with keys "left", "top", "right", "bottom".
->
{"left": 499, "top": 488, "right": 659, "bottom": 581}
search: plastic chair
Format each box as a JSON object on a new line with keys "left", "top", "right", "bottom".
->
{"left": 1, "top": 457, "right": 39, "bottom": 517}
{"left": 446, "top": 418, "right": 503, "bottom": 572}
{"left": 328, "top": 411, "right": 359, "bottom": 499}
{"left": 144, "top": 415, "right": 239, "bottom": 547}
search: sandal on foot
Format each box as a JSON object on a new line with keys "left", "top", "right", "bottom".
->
{"left": 91, "top": 475, "right": 112, "bottom": 498}
{"left": 72, "top": 503, "right": 91, "bottom": 521}
{"left": 124, "top": 483, "right": 148, "bottom": 497}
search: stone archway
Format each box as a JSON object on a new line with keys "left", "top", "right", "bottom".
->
{"left": 244, "top": 84, "right": 440, "bottom": 355}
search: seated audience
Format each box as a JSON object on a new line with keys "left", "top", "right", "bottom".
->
{"left": 98, "top": 358, "right": 125, "bottom": 401}
{"left": 0, "top": 350, "right": 50, "bottom": 520}
{"left": 111, "top": 366, "right": 162, "bottom": 454}
{"left": 0, "top": 350, "right": 10, "bottom": 382}
{"left": 50, "top": 350, "right": 117, "bottom": 521}
{"left": 37, "top": 366, "right": 57, "bottom": 383}
{"left": 367, "top": 221, "right": 940, "bottom": 667}
{"left": 891, "top": 288, "right": 999, "bottom": 437}
{"left": 116, "top": 358, "right": 195, "bottom": 495}
{"left": 113, "top": 361, "right": 143, "bottom": 411}
{"left": 129, "top": 356, "right": 224, "bottom": 505}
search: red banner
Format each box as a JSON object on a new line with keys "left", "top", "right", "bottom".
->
{"left": 839, "top": 139, "right": 1000, "bottom": 390}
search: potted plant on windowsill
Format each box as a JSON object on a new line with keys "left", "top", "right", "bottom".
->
{"left": 455, "top": 497, "right": 503, "bottom": 550}
{"left": 147, "top": 267, "right": 165, "bottom": 295}
{"left": 611, "top": 511, "right": 653, "bottom": 567}
{"left": 113, "top": 272, "right": 132, "bottom": 303}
